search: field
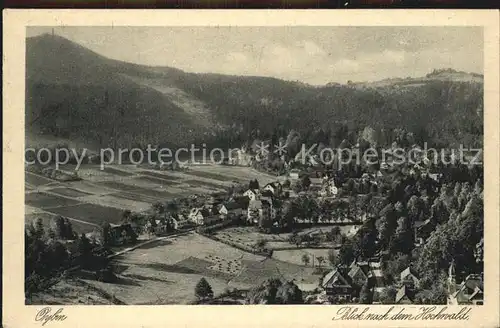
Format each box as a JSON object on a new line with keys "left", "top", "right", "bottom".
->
{"left": 182, "top": 170, "right": 233, "bottom": 182}
{"left": 214, "top": 226, "right": 348, "bottom": 267}
{"left": 25, "top": 172, "right": 54, "bottom": 187}
{"left": 138, "top": 170, "right": 182, "bottom": 180}
{"left": 25, "top": 212, "right": 98, "bottom": 235}
{"left": 214, "top": 226, "right": 291, "bottom": 249}
{"left": 25, "top": 164, "right": 278, "bottom": 235}
{"left": 134, "top": 176, "right": 182, "bottom": 186}
{"left": 44, "top": 203, "right": 126, "bottom": 225}
{"left": 82, "top": 233, "right": 319, "bottom": 304}
{"left": 25, "top": 164, "right": 321, "bottom": 303}
{"left": 25, "top": 192, "right": 81, "bottom": 208}
{"left": 272, "top": 248, "right": 335, "bottom": 267}
{"left": 49, "top": 187, "right": 92, "bottom": 198}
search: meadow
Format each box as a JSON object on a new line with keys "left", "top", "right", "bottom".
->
{"left": 25, "top": 164, "right": 273, "bottom": 235}
{"left": 83, "top": 233, "right": 318, "bottom": 304}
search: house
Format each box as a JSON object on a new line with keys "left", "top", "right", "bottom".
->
{"left": 230, "top": 195, "right": 251, "bottom": 207}
{"left": 169, "top": 214, "right": 191, "bottom": 230}
{"left": 310, "top": 177, "right": 322, "bottom": 186}
{"left": 329, "top": 185, "right": 339, "bottom": 196}
{"left": 380, "top": 161, "right": 390, "bottom": 170}
{"left": 243, "top": 189, "right": 259, "bottom": 201}
{"left": 247, "top": 200, "right": 263, "bottom": 224}
{"left": 353, "top": 260, "right": 386, "bottom": 292}
{"left": 202, "top": 215, "right": 223, "bottom": 226}
{"left": 415, "top": 219, "right": 434, "bottom": 242}
{"left": 308, "top": 155, "right": 320, "bottom": 167}
{"left": 428, "top": 173, "right": 441, "bottom": 183}
{"left": 448, "top": 273, "right": 484, "bottom": 305}
{"left": 348, "top": 263, "right": 368, "bottom": 286}
{"left": 261, "top": 198, "right": 277, "bottom": 220}
{"left": 188, "top": 207, "right": 213, "bottom": 225}
{"left": 400, "top": 267, "right": 420, "bottom": 289}
{"left": 108, "top": 223, "right": 136, "bottom": 245}
{"left": 321, "top": 268, "right": 354, "bottom": 302}
{"left": 361, "top": 173, "right": 371, "bottom": 181}
{"left": 318, "top": 187, "right": 328, "bottom": 197}
{"left": 218, "top": 199, "right": 248, "bottom": 217}
{"left": 263, "top": 182, "right": 282, "bottom": 195}
{"left": 259, "top": 194, "right": 279, "bottom": 219}
{"left": 153, "top": 218, "right": 171, "bottom": 235}
{"left": 395, "top": 285, "right": 415, "bottom": 304}
{"left": 346, "top": 225, "right": 361, "bottom": 238}
{"left": 289, "top": 169, "right": 301, "bottom": 180}
{"left": 319, "top": 179, "right": 339, "bottom": 197}
{"left": 261, "top": 189, "right": 274, "bottom": 198}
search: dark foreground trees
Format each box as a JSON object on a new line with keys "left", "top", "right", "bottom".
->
{"left": 246, "top": 278, "right": 303, "bottom": 304}
{"left": 195, "top": 277, "right": 214, "bottom": 300}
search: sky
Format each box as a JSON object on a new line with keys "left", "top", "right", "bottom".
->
{"left": 27, "top": 26, "right": 483, "bottom": 85}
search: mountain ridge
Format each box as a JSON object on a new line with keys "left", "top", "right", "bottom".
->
{"left": 26, "top": 34, "right": 483, "bottom": 150}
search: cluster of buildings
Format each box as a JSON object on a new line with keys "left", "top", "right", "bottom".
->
{"left": 242, "top": 182, "right": 283, "bottom": 225}
{"left": 320, "top": 258, "right": 386, "bottom": 303}
{"left": 319, "top": 256, "right": 484, "bottom": 305}
{"left": 151, "top": 181, "right": 287, "bottom": 230}
{"left": 446, "top": 260, "right": 484, "bottom": 305}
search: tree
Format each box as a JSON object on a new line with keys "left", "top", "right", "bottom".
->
{"left": 255, "top": 238, "right": 267, "bottom": 250}
{"left": 34, "top": 218, "right": 45, "bottom": 239}
{"left": 122, "top": 209, "right": 132, "bottom": 222}
{"left": 283, "top": 179, "right": 291, "bottom": 189}
{"left": 50, "top": 216, "right": 75, "bottom": 240}
{"left": 345, "top": 179, "right": 355, "bottom": 195}
{"left": 352, "top": 221, "right": 378, "bottom": 259}
{"left": 328, "top": 249, "right": 339, "bottom": 267}
{"left": 195, "top": 278, "right": 214, "bottom": 300}
{"left": 337, "top": 241, "right": 355, "bottom": 267}
{"left": 301, "top": 176, "right": 311, "bottom": 190}
{"left": 258, "top": 207, "right": 273, "bottom": 233}
{"left": 425, "top": 273, "right": 448, "bottom": 304}
{"left": 45, "top": 240, "right": 69, "bottom": 270}
{"left": 48, "top": 228, "right": 56, "bottom": 239}
{"left": 392, "top": 216, "right": 413, "bottom": 254}
{"left": 166, "top": 201, "right": 178, "bottom": 213}
{"left": 301, "top": 254, "right": 310, "bottom": 266}
{"left": 288, "top": 232, "right": 302, "bottom": 248}
{"left": 101, "top": 222, "right": 112, "bottom": 247}
{"left": 77, "top": 233, "right": 93, "bottom": 267}
{"left": 246, "top": 278, "right": 283, "bottom": 304}
{"left": 316, "top": 256, "right": 325, "bottom": 268}
{"left": 152, "top": 203, "right": 165, "bottom": 214}
{"left": 280, "top": 201, "right": 295, "bottom": 230}
{"left": 378, "top": 286, "right": 397, "bottom": 304}
{"left": 62, "top": 218, "right": 75, "bottom": 239}
{"left": 359, "top": 281, "right": 373, "bottom": 304}
{"left": 407, "top": 195, "right": 424, "bottom": 222}
{"left": 326, "top": 226, "right": 341, "bottom": 242}
{"left": 249, "top": 179, "right": 260, "bottom": 190}
{"left": 275, "top": 281, "right": 303, "bottom": 304}
{"left": 52, "top": 216, "right": 65, "bottom": 238}
{"left": 382, "top": 253, "right": 411, "bottom": 284}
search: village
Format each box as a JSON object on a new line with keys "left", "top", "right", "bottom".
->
{"left": 52, "top": 140, "right": 483, "bottom": 306}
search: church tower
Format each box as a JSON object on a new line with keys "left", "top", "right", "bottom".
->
{"left": 447, "top": 259, "right": 457, "bottom": 294}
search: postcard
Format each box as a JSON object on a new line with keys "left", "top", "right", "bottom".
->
{"left": 3, "top": 9, "right": 499, "bottom": 328}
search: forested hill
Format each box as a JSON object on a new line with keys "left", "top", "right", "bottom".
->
{"left": 26, "top": 34, "right": 483, "bottom": 150}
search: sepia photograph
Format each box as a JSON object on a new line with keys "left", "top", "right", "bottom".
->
{"left": 22, "top": 24, "right": 487, "bottom": 306}
{"left": 3, "top": 9, "right": 499, "bottom": 328}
